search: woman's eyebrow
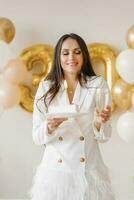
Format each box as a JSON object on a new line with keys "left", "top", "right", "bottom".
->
{"left": 61, "top": 48, "right": 81, "bottom": 51}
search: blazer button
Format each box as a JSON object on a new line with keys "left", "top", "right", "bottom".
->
{"left": 80, "top": 157, "right": 85, "bottom": 162}
{"left": 58, "top": 136, "right": 63, "bottom": 141}
{"left": 58, "top": 158, "right": 62, "bottom": 163}
{"left": 80, "top": 136, "right": 84, "bottom": 141}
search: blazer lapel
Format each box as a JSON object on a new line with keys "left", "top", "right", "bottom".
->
{"left": 57, "top": 83, "right": 69, "bottom": 105}
{"left": 72, "top": 82, "right": 88, "bottom": 109}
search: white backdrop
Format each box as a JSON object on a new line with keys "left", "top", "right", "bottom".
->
{"left": 0, "top": 0, "right": 134, "bottom": 199}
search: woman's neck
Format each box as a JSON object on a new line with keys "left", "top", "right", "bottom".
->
{"left": 64, "top": 74, "right": 78, "bottom": 104}
{"left": 64, "top": 74, "right": 78, "bottom": 87}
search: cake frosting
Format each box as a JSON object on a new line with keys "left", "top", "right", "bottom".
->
{"left": 48, "top": 105, "right": 78, "bottom": 114}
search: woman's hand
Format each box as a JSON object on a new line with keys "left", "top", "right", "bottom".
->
{"left": 94, "top": 106, "right": 111, "bottom": 130}
{"left": 47, "top": 117, "right": 68, "bottom": 134}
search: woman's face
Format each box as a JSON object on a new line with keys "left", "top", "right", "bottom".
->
{"left": 60, "top": 38, "right": 83, "bottom": 77}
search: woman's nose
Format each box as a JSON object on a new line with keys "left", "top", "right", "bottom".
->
{"left": 68, "top": 53, "right": 75, "bottom": 60}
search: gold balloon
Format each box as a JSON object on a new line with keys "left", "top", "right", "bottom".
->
{"left": 112, "top": 79, "right": 134, "bottom": 110}
{"left": 19, "top": 44, "right": 53, "bottom": 112}
{"left": 19, "top": 85, "right": 34, "bottom": 112}
{"left": 0, "top": 17, "right": 15, "bottom": 43}
{"left": 126, "top": 25, "right": 134, "bottom": 48}
{"left": 132, "top": 92, "right": 134, "bottom": 108}
{"left": 130, "top": 87, "right": 134, "bottom": 108}
{"left": 87, "top": 43, "right": 119, "bottom": 111}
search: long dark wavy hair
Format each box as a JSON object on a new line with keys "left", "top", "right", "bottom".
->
{"left": 38, "top": 33, "right": 96, "bottom": 110}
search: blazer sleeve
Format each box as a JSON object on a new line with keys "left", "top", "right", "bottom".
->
{"left": 32, "top": 80, "right": 60, "bottom": 145}
{"left": 92, "top": 77, "right": 112, "bottom": 143}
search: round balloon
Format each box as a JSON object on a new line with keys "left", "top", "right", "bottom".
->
{"left": 0, "top": 40, "right": 12, "bottom": 72}
{"left": 116, "top": 49, "right": 134, "bottom": 84}
{"left": 126, "top": 25, "right": 134, "bottom": 48}
{"left": 117, "top": 111, "right": 134, "bottom": 144}
{"left": 0, "top": 17, "right": 15, "bottom": 43}
{"left": 0, "top": 75, "right": 20, "bottom": 108}
{"left": 112, "top": 79, "right": 133, "bottom": 110}
{"left": 4, "top": 58, "right": 27, "bottom": 84}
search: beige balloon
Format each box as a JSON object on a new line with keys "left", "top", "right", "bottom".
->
{"left": 112, "top": 79, "right": 133, "bottom": 110}
{"left": 0, "top": 76, "right": 20, "bottom": 108}
{"left": 0, "top": 17, "right": 15, "bottom": 43}
{"left": 126, "top": 25, "right": 134, "bottom": 48}
{"left": 4, "top": 59, "right": 27, "bottom": 84}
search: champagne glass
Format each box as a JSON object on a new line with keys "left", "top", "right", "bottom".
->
{"left": 95, "top": 88, "right": 110, "bottom": 112}
{"left": 95, "top": 88, "right": 110, "bottom": 124}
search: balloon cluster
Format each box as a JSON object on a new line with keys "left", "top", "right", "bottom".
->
{"left": 0, "top": 18, "right": 27, "bottom": 115}
{"left": 115, "top": 25, "right": 134, "bottom": 144}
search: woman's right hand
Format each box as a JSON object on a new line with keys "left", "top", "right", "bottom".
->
{"left": 47, "top": 117, "right": 68, "bottom": 134}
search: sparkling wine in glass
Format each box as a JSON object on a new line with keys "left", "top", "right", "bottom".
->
{"left": 95, "top": 88, "right": 110, "bottom": 112}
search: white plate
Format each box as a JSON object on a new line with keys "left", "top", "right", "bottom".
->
{"left": 45, "top": 112, "right": 88, "bottom": 118}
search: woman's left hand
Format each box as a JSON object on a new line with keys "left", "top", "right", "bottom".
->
{"left": 95, "top": 106, "right": 111, "bottom": 124}
{"left": 94, "top": 106, "right": 111, "bottom": 131}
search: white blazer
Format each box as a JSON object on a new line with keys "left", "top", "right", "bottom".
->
{"left": 32, "top": 76, "right": 112, "bottom": 173}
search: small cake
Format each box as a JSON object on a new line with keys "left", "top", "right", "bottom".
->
{"left": 48, "top": 104, "right": 78, "bottom": 114}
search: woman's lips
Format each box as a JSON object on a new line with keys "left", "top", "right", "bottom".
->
{"left": 67, "top": 62, "right": 78, "bottom": 66}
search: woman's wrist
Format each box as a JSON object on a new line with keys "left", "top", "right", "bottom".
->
{"left": 94, "top": 121, "right": 101, "bottom": 131}
{"left": 47, "top": 125, "right": 54, "bottom": 134}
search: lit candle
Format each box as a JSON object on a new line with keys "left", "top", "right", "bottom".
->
{"left": 64, "top": 80, "right": 68, "bottom": 104}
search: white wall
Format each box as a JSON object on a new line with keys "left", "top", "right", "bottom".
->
{"left": 0, "top": 0, "right": 134, "bottom": 199}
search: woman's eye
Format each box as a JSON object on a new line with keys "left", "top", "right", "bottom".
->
{"left": 62, "top": 52, "right": 69, "bottom": 55}
{"left": 61, "top": 50, "right": 81, "bottom": 55}
{"left": 75, "top": 50, "right": 81, "bottom": 54}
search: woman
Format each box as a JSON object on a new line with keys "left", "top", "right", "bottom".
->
{"left": 31, "top": 33, "right": 115, "bottom": 200}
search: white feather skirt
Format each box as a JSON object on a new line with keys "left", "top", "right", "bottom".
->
{"left": 29, "top": 163, "right": 115, "bottom": 200}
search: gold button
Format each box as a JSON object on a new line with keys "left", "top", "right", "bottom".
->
{"left": 80, "top": 136, "right": 84, "bottom": 141}
{"left": 80, "top": 157, "right": 85, "bottom": 162}
{"left": 59, "top": 136, "right": 63, "bottom": 141}
{"left": 58, "top": 159, "right": 62, "bottom": 163}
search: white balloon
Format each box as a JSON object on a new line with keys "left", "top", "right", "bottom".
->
{"left": 116, "top": 49, "right": 134, "bottom": 84}
{"left": 117, "top": 111, "right": 134, "bottom": 143}
{"left": 0, "top": 40, "right": 12, "bottom": 72}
